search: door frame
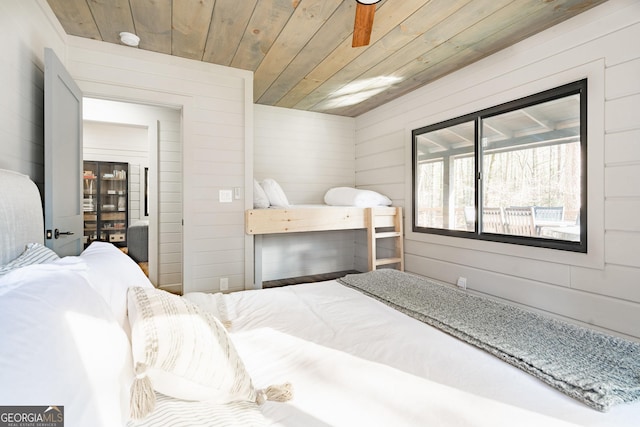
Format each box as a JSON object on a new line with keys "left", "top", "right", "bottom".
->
{"left": 76, "top": 81, "right": 190, "bottom": 292}
{"left": 82, "top": 97, "right": 177, "bottom": 286}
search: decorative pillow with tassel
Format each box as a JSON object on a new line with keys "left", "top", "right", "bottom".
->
{"left": 127, "top": 287, "right": 292, "bottom": 420}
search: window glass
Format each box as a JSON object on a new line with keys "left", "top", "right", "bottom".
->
{"left": 414, "top": 121, "right": 474, "bottom": 231}
{"left": 481, "top": 95, "right": 581, "bottom": 241}
{"left": 412, "top": 80, "right": 586, "bottom": 252}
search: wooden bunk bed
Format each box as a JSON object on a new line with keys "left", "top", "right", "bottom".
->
{"left": 245, "top": 206, "right": 404, "bottom": 287}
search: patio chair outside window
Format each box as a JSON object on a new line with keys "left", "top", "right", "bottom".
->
{"left": 504, "top": 207, "right": 536, "bottom": 237}
{"left": 482, "top": 207, "right": 504, "bottom": 234}
{"left": 533, "top": 206, "right": 564, "bottom": 222}
{"left": 533, "top": 206, "right": 564, "bottom": 235}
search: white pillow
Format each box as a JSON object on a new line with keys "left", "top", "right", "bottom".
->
{"left": 0, "top": 265, "right": 133, "bottom": 426}
{"left": 80, "top": 242, "right": 154, "bottom": 330}
{"left": 183, "top": 291, "right": 230, "bottom": 325}
{"left": 127, "top": 397, "right": 269, "bottom": 427}
{"left": 0, "top": 242, "right": 59, "bottom": 276}
{"left": 253, "top": 179, "right": 270, "bottom": 208}
{"left": 260, "top": 179, "right": 290, "bottom": 207}
{"left": 324, "top": 187, "right": 392, "bottom": 207}
{"left": 127, "top": 286, "right": 258, "bottom": 417}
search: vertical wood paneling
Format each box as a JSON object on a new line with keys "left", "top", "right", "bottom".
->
{"left": 355, "top": 0, "right": 640, "bottom": 339}
{"left": 84, "top": 0, "right": 135, "bottom": 44}
{"left": 172, "top": 0, "right": 215, "bottom": 60}
{"left": 130, "top": 0, "right": 172, "bottom": 55}
{"left": 258, "top": 0, "right": 357, "bottom": 105}
{"left": 252, "top": 0, "right": 343, "bottom": 100}
{"left": 203, "top": 0, "right": 258, "bottom": 66}
{"left": 46, "top": 0, "right": 102, "bottom": 40}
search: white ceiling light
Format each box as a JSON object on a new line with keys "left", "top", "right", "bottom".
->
{"left": 119, "top": 32, "right": 140, "bottom": 47}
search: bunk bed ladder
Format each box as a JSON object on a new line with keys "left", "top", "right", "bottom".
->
{"left": 366, "top": 207, "right": 404, "bottom": 272}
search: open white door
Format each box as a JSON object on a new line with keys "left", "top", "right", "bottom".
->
{"left": 44, "top": 48, "right": 83, "bottom": 256}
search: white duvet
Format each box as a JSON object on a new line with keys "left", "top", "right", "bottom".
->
{"left": 234, "top": 327, "right": 578, "bottom": 427}
{"left": 185, "top": 281, "right": 640, "bottom": 427}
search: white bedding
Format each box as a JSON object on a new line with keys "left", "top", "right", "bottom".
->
{"left": 3, "top": 169, "right": 637, "bottom": 426}
{"left": 235, "top": 327, "right": 579, "bottom": 427}
{"left": 185, "top": 280, "right": 640, "bottom": 427}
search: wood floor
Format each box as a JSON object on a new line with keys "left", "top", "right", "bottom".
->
{"left": 263, "top": 270, "right": 360, "bottom": 289}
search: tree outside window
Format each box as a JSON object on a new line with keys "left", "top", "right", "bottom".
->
{"left": 413, "top": 80, "right": 586, "bottom": 253}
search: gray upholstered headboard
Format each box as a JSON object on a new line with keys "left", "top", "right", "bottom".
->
{"left": 0, "top": 169, "right": 44, "bottom": 265}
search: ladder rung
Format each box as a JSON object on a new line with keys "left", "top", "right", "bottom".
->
{"left": 375, "top": 231, "right": 401, "bottom": 239}
{"left": 376, "top": 257, "right": 402, "bottom": 266}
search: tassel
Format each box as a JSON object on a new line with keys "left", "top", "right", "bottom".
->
{"left": 130, "top": 362, "right": 156, "bottom": 419}
{"left": 256, "top": 382, "right": 293, "bottom": 405}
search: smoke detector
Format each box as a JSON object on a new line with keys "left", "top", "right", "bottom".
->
{"left": 119, "top": 32, "right": 140, "bottom": 47}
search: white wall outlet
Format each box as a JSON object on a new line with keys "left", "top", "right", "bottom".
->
{"left": 219, "top": 189, "right": 233, "bottom": 203}
{"left": 456, "top": 277, "right": 467, "bottom": 290}
{"left": 220, "top": 277, "right": 229, "bottom": 291}
{"left": 234, "top": 187, "right": 241, "bottom": 199}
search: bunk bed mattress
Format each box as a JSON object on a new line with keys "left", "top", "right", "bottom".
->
{"left": 185, "top": 281, "right": 640, "bottom": 427}
{"left": 245, "top": 205, "right": 399, "bottom": 234}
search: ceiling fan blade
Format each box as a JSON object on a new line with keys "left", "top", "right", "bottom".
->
{"left": 352, "top": 2, "right": 376, "bottom": 48}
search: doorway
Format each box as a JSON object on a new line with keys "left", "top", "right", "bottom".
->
{"left": 83, "top": 98, "right": 183, "bottom": 292}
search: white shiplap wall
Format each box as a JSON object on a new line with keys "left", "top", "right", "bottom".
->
{"left": 355, "top": 0, "right": 640, "bottom": 340}
{"left": 157, "top": 117, "right": 183, "bottom": 288}
{"left": 63, "top": 29, "right": 252, "bottom": 293}
{"left": 254, "top": 105, "right": 356, "bottom": 281}
{"left": 0, "top": 0, "right": 67, "bottom": 191}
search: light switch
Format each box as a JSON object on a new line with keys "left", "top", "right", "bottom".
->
{"left": 219, "top": 189, "right": 233, "bottom": 203}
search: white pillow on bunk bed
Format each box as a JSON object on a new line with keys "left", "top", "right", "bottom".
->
{"left": 127, "top": 286, "right": 258, "bottom": 406}
{"left": 0, "top": 264, "right": 133, "bottom": 427}
{"left": 260, "top": 178, "right": 290, "bottom": 207}
{"left": 324, "top": 187, "right": 392, "bottom": 207}
{"left": 253, "top": 179, "right": 270, "bottom": 208}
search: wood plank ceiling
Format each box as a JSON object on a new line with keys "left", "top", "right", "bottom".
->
{"left": 47, "top": 0, "right": 607, "bottom": 117}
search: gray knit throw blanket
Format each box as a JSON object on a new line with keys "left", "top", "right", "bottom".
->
{"left": 338, "top": 269, "right": 640, "bottom": 412}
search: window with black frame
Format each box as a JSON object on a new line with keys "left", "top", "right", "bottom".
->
{"left": 412, "top": 79, "right": 587, "bottom": 252}
{"left": 144, "top": 167, "right": 149, "bottom": 217}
